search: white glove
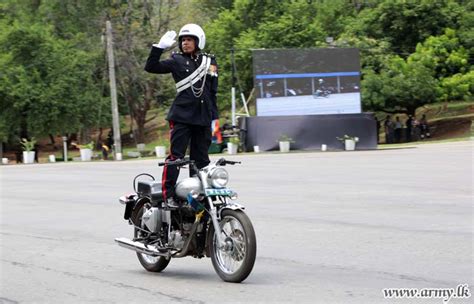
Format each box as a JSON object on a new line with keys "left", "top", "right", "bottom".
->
{"left": 156, "top": 30, "right": 177, "bottom": 49}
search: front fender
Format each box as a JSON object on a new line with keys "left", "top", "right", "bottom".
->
{"left": 217, "top": 202, "right": 245, "bottom": 219}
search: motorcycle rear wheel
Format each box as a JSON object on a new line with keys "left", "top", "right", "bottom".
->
{"left": 132, "top": 204, "right": 171, "bottom": 272}
{"left": 209, "top": 209, "right": 256, "bottom": 283}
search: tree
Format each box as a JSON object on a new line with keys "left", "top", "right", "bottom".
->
{"left": 408, "top": 28, "right": 469, "bottom": 79}
{"left": 362, "top": 56, "right": 438, "bottom": 115}
{"left": 345, "top": 0, "right": 465, "bottom": 56}
{"left": 1, "top": 0, "right": 210, "bottom": 145}
{"left": 0, "top": 21, "right": 109, "bottom": 142}
{"left": 438, "top": 71, "right": 474, "bottom": 102}
{"left": 338, "top": 1, "right": 472, "bottom": 113}
{"left": 1, "top": 0, "right": 471, "bottom": 146}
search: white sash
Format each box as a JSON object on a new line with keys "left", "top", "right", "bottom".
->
{"left": 176, "top": 55, "right": 211, "bottom": 93}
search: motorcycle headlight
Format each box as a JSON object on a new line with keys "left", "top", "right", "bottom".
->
{"left": 208, "top": 167, "right": 229, "bottom": 188}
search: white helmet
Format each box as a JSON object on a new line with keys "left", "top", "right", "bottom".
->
{"left": 178, "top": 24, "right": 206, "bottom": 50}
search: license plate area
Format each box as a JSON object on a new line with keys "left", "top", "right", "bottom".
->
{"left": 205, "top": 188, "right": 234, "bottom": 197}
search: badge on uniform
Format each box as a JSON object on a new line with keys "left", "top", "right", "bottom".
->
{"left": 208, "top": 64, "right": 218, "bottom": 77}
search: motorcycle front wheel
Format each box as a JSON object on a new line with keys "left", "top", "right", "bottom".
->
{"left": 209, "top": 209, "right": 257, "bottom": 283}
{"left": 132, "top": 204, "right": 171, "bottom": 272}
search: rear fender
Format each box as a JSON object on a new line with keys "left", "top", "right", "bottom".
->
{"left": 129, "top": 196, "right": 151, "bottom": 225}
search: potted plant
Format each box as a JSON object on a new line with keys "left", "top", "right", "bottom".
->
{"left": 155, "top": 145, "right": 167, "bottom": 158}
{"left": 20, "top": 137, "right": 36, "bottom": 164}
{"left": 136, "top": 143, "right": 146, "bottom": 152}
{"left": 277, "top": 134, "right": 294, "bottom": 153}
{"left": 227, "top": 136, "right": 239, "bottom": 155}
{"left": 77, "top": 141, "right": 94, "bottom": 161}
{"left": 336, "top": 135, "right": 359, "bottom": 151}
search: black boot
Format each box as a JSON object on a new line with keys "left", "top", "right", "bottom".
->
{"left": 165, "top": 197, "right": 180, "bottom": 209}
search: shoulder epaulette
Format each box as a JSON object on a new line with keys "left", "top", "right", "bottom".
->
{"left": 203, "top": 52, "right": 216, "bottom": 58}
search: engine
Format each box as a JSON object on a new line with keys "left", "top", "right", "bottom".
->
{"left": 169, "top": 205, "right": 195, "bottom": 249}
{"left": 141, "top": 204, "right": 196, "bottom": 251}
{"left": 169, "top": 230, "right": 185, "bottom": 249}
{"left": 141, "top": 207, "right": 171, "bottom": 233}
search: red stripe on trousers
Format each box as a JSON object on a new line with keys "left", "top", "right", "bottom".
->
{"left": 162, "top": 164, "right": 168, "bottom": 200}
{"left": 162, "top": 120, "right": 175, "bottom": 200}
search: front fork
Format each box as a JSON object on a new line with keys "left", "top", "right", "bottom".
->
{"left": 207, "top": 197, "right": 225, "bottom": 248}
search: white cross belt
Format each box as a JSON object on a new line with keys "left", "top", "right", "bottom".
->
{"left": 176, "top": 55, "right": 211, "bottom": 93}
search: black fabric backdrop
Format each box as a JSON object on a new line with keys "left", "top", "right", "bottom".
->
{"left": 240, "top": 113, "right": 377, "bottom": 151}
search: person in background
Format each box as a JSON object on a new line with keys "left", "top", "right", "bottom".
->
{"left": 405, "top": 115, "right": 413, "bottom": 142}
{"left": 106, "top": 131, "right": 113, "bottom": 151}
{"left": 221, "top": 116, "right": 232, "bottom": 132}
{"left": 384, "top": 115, "right": 393, "bottom": 144}
{"left": 376, "top": 117, "right": 381, "bottom": 144}
{"left": 101, "top": 141, "right": 110, "bottom": 160}
{"left": 394, "top": 116, "right": 402, "bottom": 143}
{"left": 419, "top": 114, "right": 430, "bottom": 139}
{"left": 211, "top": 119, "right": 222, "bottom": 144}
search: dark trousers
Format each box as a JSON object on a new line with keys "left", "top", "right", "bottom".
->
{"left": 162, "top": 121, "right": 211, "bottom": 200}
{"left": 394, "top": 128, "right": 401, "bottom": 143}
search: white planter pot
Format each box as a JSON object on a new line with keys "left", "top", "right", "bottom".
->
{"left": 23, "top": 151, "right": 35, "bottom": 164}
{"left": 321, "top": 144, "right": 327, "bottom": 151}
{"left": 2, "top": 157, "right": 8, "bottom": 165}
{"left": 253, "top": 145, "right": 260, "bottom": 153}
{"left": 345, "top": 139, "right": 356, "bottom": 151}
{"left": 155, "top": 146, "right": 166, "bottom": 158}
{"left": 227, "top": 142, "right": 238, "bottom": 155}
{"left": 80, "top": 148, "right": 92, "bottom": 161}
{"left": 279, "top": 141, "right": 290, "bottom": 153}
{"left": 48, "top": 155, "right": 56, "bottom": 163}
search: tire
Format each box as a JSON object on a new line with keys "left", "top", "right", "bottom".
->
{"left": 132, "top": 204, "right": 171, "bottom": 272}
{"left": 209, "top": 209, "right": 257, "bottom": 283}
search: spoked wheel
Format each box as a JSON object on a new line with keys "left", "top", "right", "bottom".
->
{"left": 132, "top": 204, "right": 170, "bottom": 272}
{"left": 209, "top": 209, "right": 256, "bottom": 283}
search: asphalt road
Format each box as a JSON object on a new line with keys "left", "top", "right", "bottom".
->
{"left": 1, "top": 141, "right": 472, "bottom": 304}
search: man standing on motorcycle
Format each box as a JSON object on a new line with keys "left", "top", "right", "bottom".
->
{"left": 145, "top": 24, "right": 218, "bottom": 208}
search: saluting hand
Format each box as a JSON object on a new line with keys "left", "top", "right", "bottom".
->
{"left": 157, "top": 30, "right": 177, "bottom": 49}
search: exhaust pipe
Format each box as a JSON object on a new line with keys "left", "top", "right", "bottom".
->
{"left": 115, "top": 237, "right": 170, "bottom": 258}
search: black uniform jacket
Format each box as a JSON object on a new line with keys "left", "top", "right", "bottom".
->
{"left": 144, "top": 46, "right": 218, "bottom": 126}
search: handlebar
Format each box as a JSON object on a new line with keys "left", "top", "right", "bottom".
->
{"left": 215, "top": 158, "right": 241, "bottom": 166}
{"left": 158, "top": 157, "right": 241, "bottom": 167}
{"left": 158, "top": 158, "right": 194, "bottom": 167}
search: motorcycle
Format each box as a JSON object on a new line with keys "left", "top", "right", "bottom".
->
{"left": 312, "top": 88, "right": 331, "bottom": 98}
{"left": 313, "top": 78, "right": 331, "bottom": 98}
{"left": 115, "top": 157, "right": 257, "bottom": 283}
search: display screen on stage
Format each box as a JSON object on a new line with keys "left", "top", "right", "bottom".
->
{"left": 253, "top": 48, "right": 362, "bottom": 116}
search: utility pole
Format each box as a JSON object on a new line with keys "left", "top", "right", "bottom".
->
{"left": 106, "top": 20, "right": 122, "bottom": 160}
{"left": 230, "top": 48, "right": 249, "bottom": 126}
{"left": 231, "top": 47, "right": 236, "bottom": 127}
{"left": 62, "top": 136, "right": 68, "bottom": 162}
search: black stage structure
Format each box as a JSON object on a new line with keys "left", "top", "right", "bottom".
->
{"left": 240, "top": 113, "right": 377, "bottom": 151}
